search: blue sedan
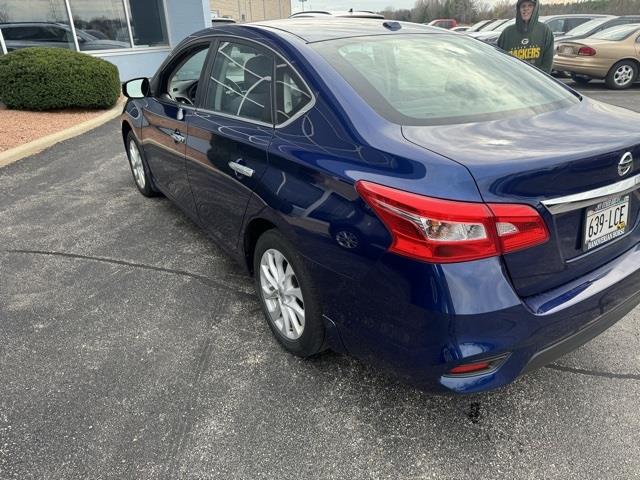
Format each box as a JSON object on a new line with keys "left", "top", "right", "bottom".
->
{"left": 121, "top": 19, "right": 640, "bottom": 393}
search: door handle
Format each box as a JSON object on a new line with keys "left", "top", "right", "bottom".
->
{"left": 171, "top": 130, "right": 186, "bottom": 144}
{"left": 228, "top": 160, "right": 254, "bottom": 178}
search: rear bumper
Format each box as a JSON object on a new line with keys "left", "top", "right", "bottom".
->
{"left": 522, "top": 288, "right": 640, "bottom": 373}
{"left": 313, "top": 242, "right": 640, "bottom": 394}
{"left": 552, "top": 55, "right": 613, "bottom": 78}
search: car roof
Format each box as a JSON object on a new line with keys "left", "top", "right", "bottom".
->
{"left": 290, "top": 10, "right": 384, "bottom": 19}
{"left": 540, "top": 14, "right": 609, "bottom": 20}
{"left": 0, "top": 22, "right": 69, "bottom": 27}
{"left": 249, "top": 18, "right": 442, "bottom": 43}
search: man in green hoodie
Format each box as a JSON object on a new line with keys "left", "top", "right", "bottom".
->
{"left": 497, "top": 0, "right": 554, "bottom": 73}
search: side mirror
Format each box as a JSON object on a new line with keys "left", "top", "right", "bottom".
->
{"left": 123, "top": 77, "right": 150, "bottom": 99}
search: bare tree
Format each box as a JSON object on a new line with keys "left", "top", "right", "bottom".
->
{"left": 0, "top": 6, "right": 10, "bottom": 23}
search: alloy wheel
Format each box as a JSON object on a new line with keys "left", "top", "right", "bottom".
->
{"left": 614, "top": 64, "right": 634, "bottom": 87}
{"left": 259, "top": 248, "right": 305, "bottom": 340}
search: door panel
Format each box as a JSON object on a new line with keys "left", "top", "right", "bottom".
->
{"left": 186, "top": 40, "right": 275, "bottom": 252}
{"left": 140, "top": 42, "right": 212, "bottom": 215}
{"left": 186, "top": 113, "right": 272, "bottom": 250}
{"left": 141, "top": 99, "right": 193, "bottom": 210}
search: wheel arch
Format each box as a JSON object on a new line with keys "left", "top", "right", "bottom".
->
{"left": 122, "top": 120, "right": 133, "bottom": 148}
{"left": 608, "top": 57, "right": 640, "bottom": 75}
{"left": 243, "top": 217, "right": 278, "bottom": 274}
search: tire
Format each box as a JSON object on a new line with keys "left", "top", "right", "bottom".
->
{"left": 605, "top": 60, "right": 638, "bottom": 90}
{"left": 570, "top": 73, "right": 592, "bottom": 85}
{"left": 253, "top": 229, "right": 325, "bottom": 357}
{"left": 125, "top": 132, "right": 159, "bottom": 197}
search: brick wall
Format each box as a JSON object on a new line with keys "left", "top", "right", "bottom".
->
{"left": 210, "top": 0, "right": 291, "bottom": 22}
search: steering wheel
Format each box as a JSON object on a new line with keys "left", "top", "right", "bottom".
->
{"left": 223, "top": 78, "right": 243, "bottom": 97}
{"left": 186, "top": 81, "right": 199, "bottom": 104}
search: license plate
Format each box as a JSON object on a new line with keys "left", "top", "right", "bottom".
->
{"left": 583, "top": 195, "right": 629, "bottom": 251}
{"left": 561, "top": 46, "right": 573, "bottom": 55}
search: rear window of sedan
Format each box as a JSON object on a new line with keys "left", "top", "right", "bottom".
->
{"left": 590, "top": 24, "right": 640, "bottom": 41}
{"left": 312, "top": 34, "right": 579, "bottom": 126}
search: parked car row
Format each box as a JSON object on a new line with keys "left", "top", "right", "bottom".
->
{"left": 552, "top": 17, "right": 640, "bottom": 89}
{"left": 555, "top": 23, "right": 640, "bottom": 89}
{"left": 450, "top": 14, "right": 640, "bottom": 89}
{"left": 463, "top": 14, "right": 606, "bottom": 45}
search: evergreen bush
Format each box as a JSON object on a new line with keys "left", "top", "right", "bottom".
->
{"left": 0, "top": 47, "right": 120, "bottom": 110}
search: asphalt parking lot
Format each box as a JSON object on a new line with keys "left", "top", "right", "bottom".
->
{"left": 2, "top": 83, "right": 640, "bottom": 480}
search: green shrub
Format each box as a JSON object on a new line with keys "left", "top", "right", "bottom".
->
{"left": 0, "top": 47, "right": 120, "bottom": 111}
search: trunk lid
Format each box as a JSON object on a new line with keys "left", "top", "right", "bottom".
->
{"left": 402, "top": 99, "right": 640, "bottom": 297}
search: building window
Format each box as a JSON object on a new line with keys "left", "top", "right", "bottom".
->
{"left": 126, "top": 0, "right": 169, "bottom": 47}
{"left": 0, "top": 0, "right": 76, "bottom": 52}
{"left": 0, "top": 0, "right": 169, "bottom": 55}
{"left": 68, "top": 0, "right": 131, "bottom": 50}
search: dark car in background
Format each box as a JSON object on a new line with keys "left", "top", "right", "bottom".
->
{"left": 555, "top": 15, "right": 640, "bottom": 43}
{"left": 0, "top": 22, "right": 129, "bottom": 51}
{"left": 474, "top": 14, "right": 605, "bottom": 45}
{"left": 121, "top": 19, "right": 640, "bottom": 394}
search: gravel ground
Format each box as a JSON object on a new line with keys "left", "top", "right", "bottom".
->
{"left": 0, "top": 107, "right": 107, "bottom": 152}
{"left": 1, "top": 85, "right": 640, "bottom": 480}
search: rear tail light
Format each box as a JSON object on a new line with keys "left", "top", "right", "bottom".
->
{"left": 356, "top": 180, "right": 548, "bottom": 263}
{"left": 578, "top": 46, "right": 596, "bottom": 56}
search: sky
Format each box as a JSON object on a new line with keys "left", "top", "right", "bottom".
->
{"left": 290, "top": 0, "right": 417, "bottom": 13}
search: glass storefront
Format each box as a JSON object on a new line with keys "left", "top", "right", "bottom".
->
{"left": 0, "top": 0, "right": 76, "bottom": 52}
{"left": 128, "top": 0, "right": 169, "bottom": 47}
{"left": 68, "top": 0, "right": 131, "bottom": 50}
{"left": 0, "top": 0, "right": 169, "bottom": 54}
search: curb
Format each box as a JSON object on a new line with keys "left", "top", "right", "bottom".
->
{"left": 0, "top": 97, "right": 125, "bottom": 170}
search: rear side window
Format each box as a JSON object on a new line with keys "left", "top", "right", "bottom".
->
{"left": 275, "top": 63, "right": 312, "bottom": 124}
{"left": 205, "top": 41, "right": 274, "bottom": 123}
{"left": 591, "top": 24, "right": 640, "bottom": 41}
{"left": 564, "top": 18, "right": 589, "bottom": 32}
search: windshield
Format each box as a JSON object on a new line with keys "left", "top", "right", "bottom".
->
{"left": 467, "top": 20, "right": 491, "bottom": 32}
{"left": 486, "top": 19, "right": 509, "bottom": 31}
{"left": 590, "top": 24, "right": 640, "bottom": 40}
{"left": 565, "top": 17, "right": 611, "bottom": 36}
{"left": 493, "top": 19, "right": 515, "bottom": 33}
{"left": 478, "top": 19, "right": 500, "bottom": 31}
{"left": 312, "top": 35, "right": 579, "bottom": 126}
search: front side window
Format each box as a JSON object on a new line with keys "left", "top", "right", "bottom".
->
{"left": 275, "top": 63, "right": 312, "bottom": 124}
{"left": 546, "top": 19, "right": 565, "bottom": 34}
{"left": 0, "top": 0, "right": 75, "bottom": 51}
{"left": 165, "top": 46, "right": 211, "bottom": 105}
{"left": 205, "top": 41, "right": 274, "bottom": 123}
{"left": 313, "top": 35, "right": 579, "bottom": 126}
{"left": 67, "top": 0, "right": 131, "bottom": 50}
